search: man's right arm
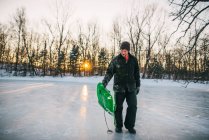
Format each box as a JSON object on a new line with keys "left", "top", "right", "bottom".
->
{"left": 102, "top": 60, "right": 115, "bottom": 88}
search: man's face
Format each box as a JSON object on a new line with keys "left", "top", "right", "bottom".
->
{"left": 121, "top": 49, "right": 128, "bottom": 57}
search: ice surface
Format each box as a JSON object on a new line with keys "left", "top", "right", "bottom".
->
{"left": 0, "top": 77, "right": 209, "bottom": 140}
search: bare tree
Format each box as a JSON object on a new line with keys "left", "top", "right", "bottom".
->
{"left": 62, "top": 38, "right": 71, "bottom": 76}
{"left": 0, "top": 24, "right": 9, "bottom": 68}
{"left": 45, "top": 0, "right": 72, "bottom": 76}
{"left": 43, "top": 21, "right": 56, "bottom": 75}
{"left": 11, "top": 8, "right": 26, "bottom": 76}
{"left": 87, "top": 23, "right": 100, "bottom": 75}
{"left": 200, "top": 35, "right": 209, "bottom": 72}
{"left": 126, "top": 11, "right": 147, "bottom": 63}
{"left": 39, "top": 40, "right": 48, "bottom": 76}
{"left": 169, "top": 0, "right": 209, "bottom": 54}
{"left": 142, "top": 5, "right": 165, "bottom": 78}
{"left": 77, "top": 26, "right": 88, "bottom": 63}
{"left": 110, "top": 19, "right": 122, "bottom": 57}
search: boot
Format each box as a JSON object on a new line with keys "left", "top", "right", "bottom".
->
{"left": 128, "top": 128, "right": 136, "bottom": 134}
{"left": 115, "top": 127, "right": 122, "bottom": 133}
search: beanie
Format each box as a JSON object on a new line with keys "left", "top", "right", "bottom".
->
{"left": 120, "top": 41, "right": 130, "bottom": 51}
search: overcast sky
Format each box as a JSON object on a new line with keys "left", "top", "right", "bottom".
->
{"left": 0, "top": 0, "right": 170, "bottom": 32}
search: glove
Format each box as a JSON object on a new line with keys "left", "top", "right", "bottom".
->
{"left": 102, "top": 82, "right": 107, "bottom": 88}
{"left": 136, "top": 87, "right": 140, "bottom": 95}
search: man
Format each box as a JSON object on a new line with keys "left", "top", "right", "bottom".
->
{"left": 102, "top": 41, "right": 140, "bottom": 134}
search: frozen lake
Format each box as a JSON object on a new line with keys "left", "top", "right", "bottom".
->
{"left": 0, "top": 77, "right": 209, "bottom": 140}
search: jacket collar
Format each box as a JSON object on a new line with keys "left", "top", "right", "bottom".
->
{"left": 118, "top": 53, "right": 133, "bottom": 59}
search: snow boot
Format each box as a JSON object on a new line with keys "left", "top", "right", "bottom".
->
{"left": 115, "top": 127, "right": 122, "bottom": 133}
{"left": 128, "top": 128, "right": 136, "bottom": 134}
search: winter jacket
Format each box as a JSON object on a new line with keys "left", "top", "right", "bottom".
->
{"left": 102, "top": 53, "right": 140, "bottom": 93}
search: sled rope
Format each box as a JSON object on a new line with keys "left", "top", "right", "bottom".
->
{"left": 104, "top": 110, "right": 113, "bottom": 134}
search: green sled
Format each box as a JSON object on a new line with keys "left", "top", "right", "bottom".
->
{"left": 97, "top": 83, "right": 115, "bottom": 116}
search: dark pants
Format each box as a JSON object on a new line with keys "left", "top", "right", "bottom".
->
{"left": 114, "top": 89, "right": 137, "bottom": 129}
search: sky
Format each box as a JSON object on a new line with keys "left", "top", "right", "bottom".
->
{"left": 0, "top": 0, "right": 170, "bottom": 32}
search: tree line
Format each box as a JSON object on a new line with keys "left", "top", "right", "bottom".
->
{"left": 0, "top": 2, "right": 208, "bottom": 82}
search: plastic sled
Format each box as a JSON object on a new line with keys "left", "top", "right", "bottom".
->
{"left": 97, "top": 83, "right": 115, "bottom": 116}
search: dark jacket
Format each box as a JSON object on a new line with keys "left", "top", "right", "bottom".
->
{"left": 102, "top": 53, "right": 140, "bottom": 93}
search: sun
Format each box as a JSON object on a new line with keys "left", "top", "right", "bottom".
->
{"left": 84, "top": 63, "right": 89, "bottom": 69}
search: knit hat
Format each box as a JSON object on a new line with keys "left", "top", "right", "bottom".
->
{"left": 120, "top": 41, "right": 130, "bottom": 51}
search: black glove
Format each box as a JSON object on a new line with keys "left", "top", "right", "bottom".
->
{"left": 102, "top": 82, "right": 107, "bottom": 88}
{"left": 136, "top": 87, "right": 140, "bottom": 95}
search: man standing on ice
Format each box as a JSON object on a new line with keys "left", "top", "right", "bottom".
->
{"left": 102, "top": 41, "right": 140, "bottom": 134}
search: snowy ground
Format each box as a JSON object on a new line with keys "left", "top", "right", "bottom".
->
{"left": 0, "top": 77, "right": 209, "bottom": 140}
